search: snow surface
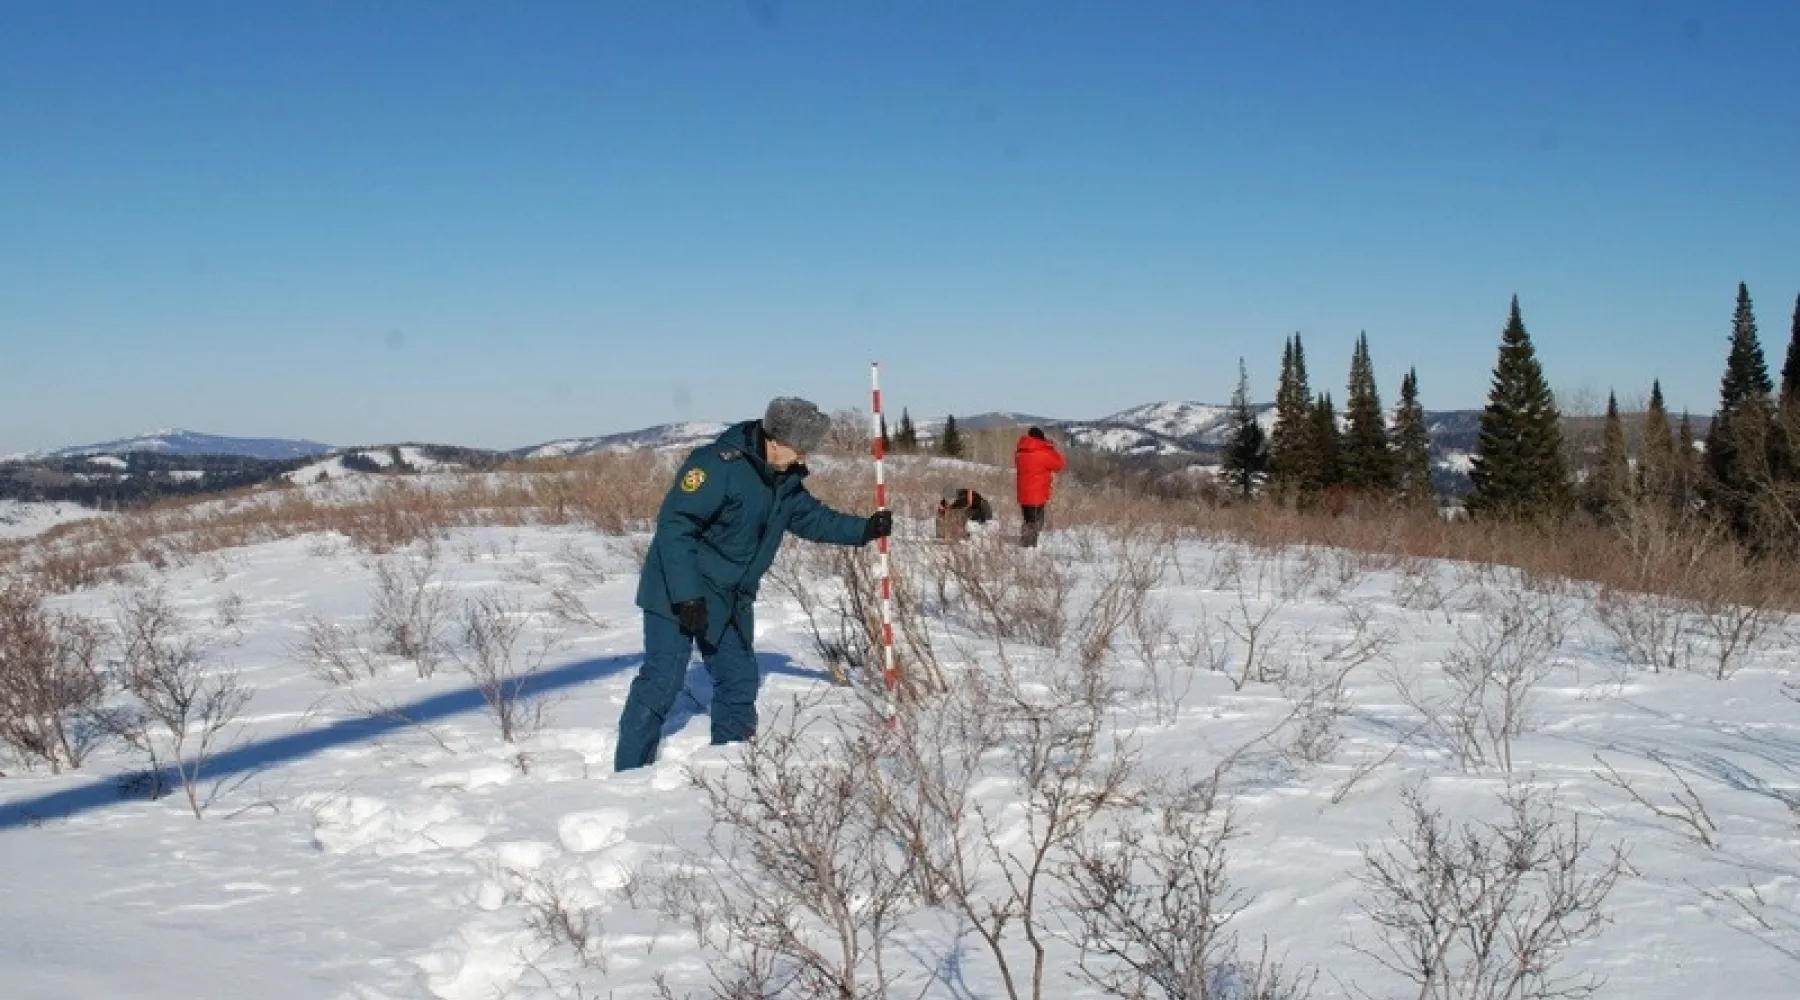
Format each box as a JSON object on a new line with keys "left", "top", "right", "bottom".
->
{"left": 2, "top": 517, "right": 1798, "bottom": 999}
{"left": 0, "top": 500, "right": 108, "bottom": 540}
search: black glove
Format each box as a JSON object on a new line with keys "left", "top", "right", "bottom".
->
{"left": 861, "top": 509, "right": 893, "bottom": 543}
{"left": 675, "top": 598, "right": 708, "bottom": 637}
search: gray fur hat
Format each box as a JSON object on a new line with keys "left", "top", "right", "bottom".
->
{"left": 763, "top": 397, "right": 831, "bottom": 454}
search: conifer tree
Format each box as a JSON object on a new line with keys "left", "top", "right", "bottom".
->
{"left": 1639, "top": 380, "right": 1674, "bottom": 502}
{"left": 1308, "top": 392, "right": 1342, "bottom": 495}
{"left": 1583, "top": 391, "right": 1631, "bottom": 522}
{"left": 1342, "top": 332, "right": 1396, "bottom": 494}
{"left": 1704, "top": 283, "right": 1774, "bottom": 536}
{"left": 1675, "top": 411, "right": 1699, "bottom": 510}
{"left": 1392, "top": 367, "right": 1434, "bottom": 505}
{"left": 1267, "top": 333, "right": 1314, "bottom": 500}
{"left": 1220, "top": 358, "right": 1268, "bottom": 498}
{"left": 939, "top": 414, "right": 964, "bottom": 458}
{"left": 1783, "top": 292, "right": 1800, "bottom": 410}
{"left": 878, "top": 414, "right": 890, "bottom": 455}
{"left": 1465, "top": 296, "right": 1571, "bottom": 521}
{"left": 895, "top": 409, "right": 919, "bottom": 453}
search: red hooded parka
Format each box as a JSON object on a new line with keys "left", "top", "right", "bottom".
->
{"left": 1014, "top": 434, "right": 1066, "bottom": 506}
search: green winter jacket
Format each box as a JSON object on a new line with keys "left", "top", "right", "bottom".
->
{"left": 635, "top": 421, "right": 867, "bottom": 646}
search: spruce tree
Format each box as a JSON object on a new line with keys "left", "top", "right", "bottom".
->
{"left": 878, "top": 414, "right": 890, "bottom": 455}
{"left": 1465, "top": 296, "right": 1571, "bottom": 521}
{"left": 1220, "top": 357, "right": 1268, "bottom": 498}
{"left": 1393, "top": 367, "right": 1434, "bottom": 506}
{"left": 939, "top": 414, "right": 964, "bottom": 458}
{"left": 1675, "top": 411, "right": 1699, "bottom": 510}
{"left": 1308, "top": 392, "right": 1342, "bottom": 495}
{"left": 1783, "top": 292, "right": 1800, "bottom": 410}
{"left": 1704, "top": 283, "right": 1774, "bottom": 536}
{"left": 1267, "top": 333, "right": 1314, "bottom": 501}
{"left": 1342, "top": 332, "right": 1396, "bottom": 494}
{"left": 1583, "top": 391, "right": 1630, "bottom": 522}
{"left": 895, "top": 409, "right": 919, "bottom": 453}
{"left": 1639, "top": 379, "right": 1673, "bottom": 502}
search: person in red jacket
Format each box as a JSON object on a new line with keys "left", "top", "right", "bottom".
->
{"left": 1013, "top": 427, "right": 1066, "bottom": 548}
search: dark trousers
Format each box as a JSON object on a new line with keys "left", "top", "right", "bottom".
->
{"left": 1021, "top": 504, "right": 1047, "bottom": 547}
{"left": 614, "top": 611, "right": 761, "bottom": 771}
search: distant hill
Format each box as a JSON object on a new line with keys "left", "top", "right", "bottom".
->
{"left": 9, "top": 428, "right": 337, "bottom": 462}
{"left": 515, "top": 422, "right": 732, "bottom": 460}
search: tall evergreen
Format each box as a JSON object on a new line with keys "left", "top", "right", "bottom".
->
{"left": 1465, "top": 296, "right": 1571, "bottom": 521}
{"left": 1675, "top": 411, "right": 1699, "bottom": 510}
{"left": 1393, "top": 367, "right": 1434, "bottom": 505}
{"left": 1583, "top": 391, "right": 1631, "bottom": 521}
{"left": 1220, "top": 358, "right": 1268, "bottom": 498}
{"left": 939, "top": 414, "right": 964, "bottom": 458}
{"left": 1703, "top": 283, "right": 1774, "bottom": 536}
{"left": 878, "top": 414, "right": 890, "bottom": 455}
{"left": 1783, "top": 292, "right": 1800, "bottom": 410}
{"left": 895, "top": 409, "right": 919, "bottom": 453}
{"left": 1267, "top": 333, "right": 1314, "bottom": 500}
{"left": 1341, "top": 332, "right": 1396, "bottom": 494}
{"left": 1639, "top": 380, "right": 1674, "bottom": 502}
{"left": 1308, "top": 392, "right": 1342, "bottom": 494}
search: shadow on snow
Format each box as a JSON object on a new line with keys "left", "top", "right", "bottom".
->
{"left": 1, "top": 648, "right": 832, "bottom": 830}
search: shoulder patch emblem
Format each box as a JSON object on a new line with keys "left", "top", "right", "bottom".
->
{"left": 680, "top": 468, "right": 707, "bottom": 493}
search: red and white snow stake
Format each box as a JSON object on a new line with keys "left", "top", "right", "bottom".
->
{"left": 870, "top": 362, "right": 898, "bottom": 699}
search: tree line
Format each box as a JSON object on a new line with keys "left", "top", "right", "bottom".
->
{"left": 1216, "top": 283, "right": 1800, "bottom": 554}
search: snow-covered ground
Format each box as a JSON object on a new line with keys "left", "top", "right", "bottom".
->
{"left": 1, "top": 516, "right": 1797, "bottom": 999}
{"left": 0, "top": 499, "right": 109, "bottom": 540}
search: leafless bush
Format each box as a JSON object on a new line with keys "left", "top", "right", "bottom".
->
{"left": 104, "top": 588, "right": 250, "bottom": 818}
{"left": 1221, "top": 590, "right": 1289, "bottom": 691}
{"left": 0, "top": 585, "right": 109, "bottom": 772}
{"left": 940, "top": 532, "right": 1078, "bottom": 648}
{"left": 292, "top": 615, "right": 382, "bottom": 684}
{"left": 664, "top": 696, "right": 920, "bottom": 1000}
{"left": 1592, "top": 586, "right": 1692, "bottom": 675}
{"left": 1068, "top": 775, "right": 1316, "bottom": 1000}
{"left": 1592, "top": 752, "right": 1719, "bottom": 849}
{"left": 453, "top": 591, "right": 559, "bottom": 743}
{"left": 1351, "top": 783, "right": 1628, "bottom": 1000}
{"left": 1688, "top": 555, "right": 1783, "bottom": 680}
{"left": 1392, "top": 592, "right": 1564, "bottom": 774}
{"left": 512, "top": 864, "right": 608, "bottom": 973}
{"left": 368, "top": 547, "right": 453, "bottom": 677}
{"left": 879, "top": 648, "right": 1142, "bottom": 1000}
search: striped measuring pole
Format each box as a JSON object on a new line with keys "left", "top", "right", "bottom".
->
{"left": 869, "top": 362, "right": 898, "bottom": 699}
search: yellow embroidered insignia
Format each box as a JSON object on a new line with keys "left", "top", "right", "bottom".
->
{"left": 680, "top": 468, "right": 707, "bottom": 493}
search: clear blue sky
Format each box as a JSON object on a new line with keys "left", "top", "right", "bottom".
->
{"left": 4, "top": 1, "right": 1797, "bottom": 454}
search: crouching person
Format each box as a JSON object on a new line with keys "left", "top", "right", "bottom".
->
{"left": 935, "top": 486, "right": 993, "bottom": 541}
{"left": 614, "top": 397, "right": 893, "bottom": 771}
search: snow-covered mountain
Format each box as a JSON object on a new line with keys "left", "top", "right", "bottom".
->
{"left": 12, "top": 428, "right": 336, "bottom": 462}
{"left": 517, "top": 421, "right": 732, "bottom": 460}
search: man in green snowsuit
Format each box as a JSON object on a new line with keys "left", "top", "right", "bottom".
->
{"left": 615, "top": 397, "right": 892, "bottom": 771}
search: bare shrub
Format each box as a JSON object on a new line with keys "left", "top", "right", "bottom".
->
{"left": 938, "top": 532, "right": 1076, "bottom": 647}
{"left": 1688, "top": 553, "right": 1783, "bottom": 680}
{"left": 1592, "top": 586, "right": 1692, "bottom": 675}
{"left": 368, "top": 547, "right": 453, "bottom": 677}
{"left": 1068, "top": 775, "right": 1316, "bottom": 1000}
{"left": 1592, "top": 752, "right": 1719, "bottom": 849}
{"left": 512, "top": 864, "right": 609, "bottom": 973}
{"left": 1220, "top": 590, "right": 1289, "bottom": 691}
{"left": 1391, "top": 591, "right": 1564, "bottom": 774}
{"left": 292, "top": 615, "right": 381, "bottom": 684}
{"left": 453, "top": 591, "right": 560, "bottom": 743}
{"left": 669, "top": 697, "right": 921, "bottom": 999}
{"left": 0, "top": 585, "right": 109, "bottom": 772}
{"left": 104, "top": 588, "right": 251, "bottom": 818}
{"left": 879, "top": 649, "right": 1141, "bottom": 1000}
{"left": 1351, "top": 783, "right": 1628, "bottom": 1000}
